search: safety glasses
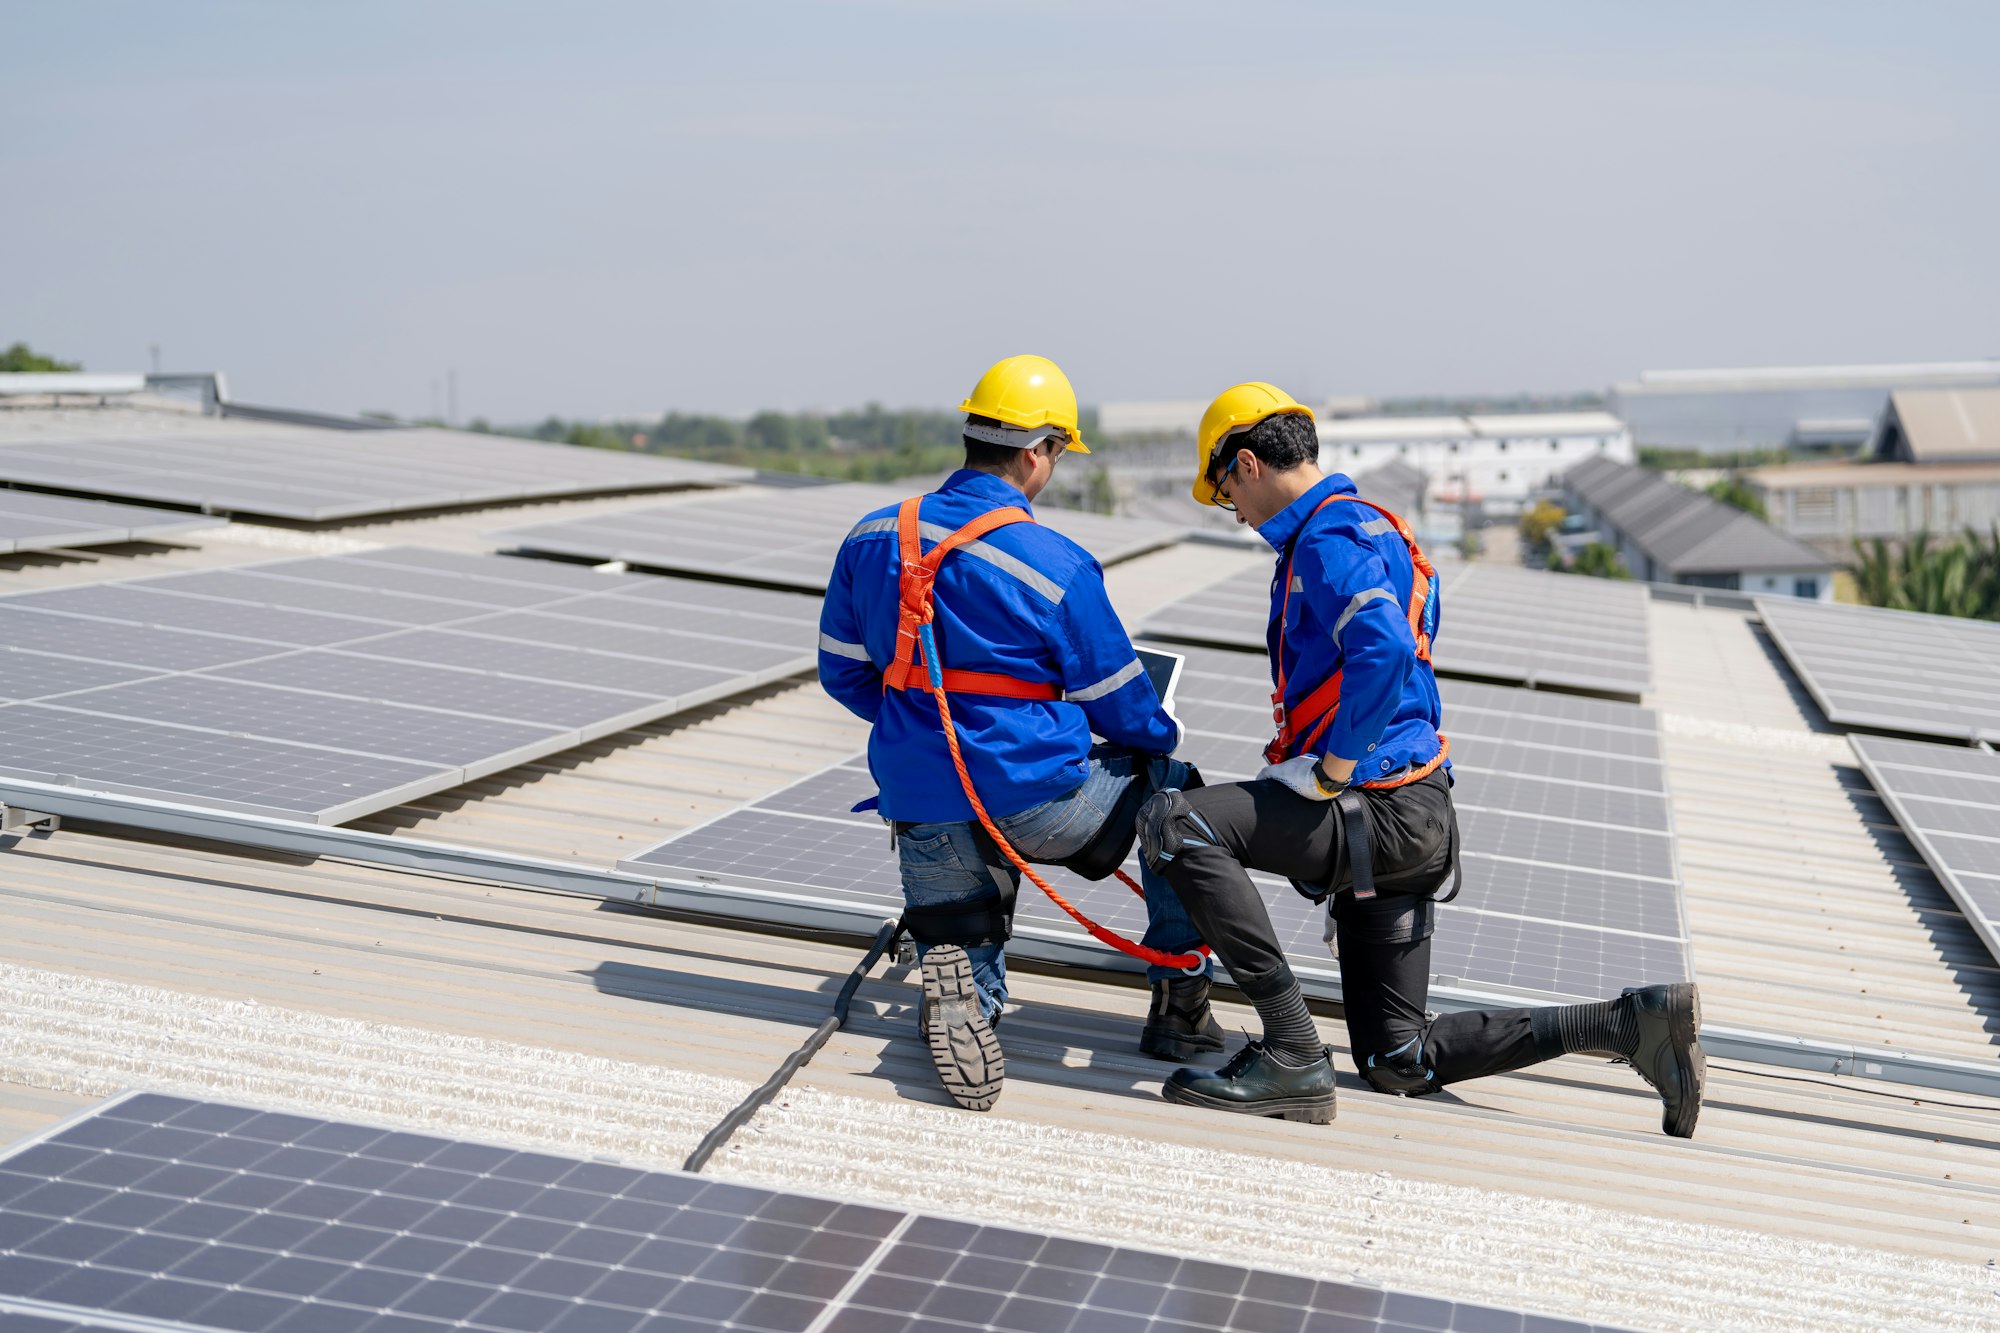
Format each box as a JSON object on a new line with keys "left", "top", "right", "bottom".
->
{"left": 1208, "top": 451, "right": 1242, "bottom": 512}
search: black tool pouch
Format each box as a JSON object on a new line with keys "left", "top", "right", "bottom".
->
{"left": 1059, "top": 755, "right": 1202, "bottom": 882}
{"left": 1291, "top": 773, "right": 1461, "bottom": 907}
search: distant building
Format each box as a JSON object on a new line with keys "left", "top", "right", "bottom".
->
{"left": 1748, "top": 386, "right": 2000, "bottom": 555}
{"left": 1097, "top": 395, "right": 1374, "bottom": 439}
{"left": 1563, "top": 455, "right": 1835, "bottom": 599}
{"left": 1610, "top": 361, "right": 2000, "bottom": 453}
{"left": 1318, "top": 411, "right": 1630, "bottom": 518}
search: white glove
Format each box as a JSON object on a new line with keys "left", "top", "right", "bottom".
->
{"left": 1257, "top": 754, "right": 1343, "bottom": 801}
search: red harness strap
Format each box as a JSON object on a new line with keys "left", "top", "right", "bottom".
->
{"left": 876, "top": 494, "right": 1208, "bottom": 972}
{"left": 1266, "top": 494, "right": 1447, "bottom": 788}
{"left": 879, "top": 497, "right": 1061, "bottom": 701}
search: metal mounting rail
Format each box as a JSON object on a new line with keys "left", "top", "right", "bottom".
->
{"left": 5, "top": 775, "right": 1998, "bottom": 1103}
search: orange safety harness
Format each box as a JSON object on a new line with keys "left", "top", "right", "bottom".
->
{"left": 883, "top": 496, "right": 1210, "bottom": 973}
{"left": 1265, "top": 494, "right": 1450, "bottom": 787}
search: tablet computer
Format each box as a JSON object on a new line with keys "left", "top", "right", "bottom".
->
{"left": 1136, "top": 646, "right": 1185, "bottom": 715}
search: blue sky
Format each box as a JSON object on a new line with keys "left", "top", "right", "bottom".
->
{"left": 4, "top": 2, "right": 1995, "bottom": 421}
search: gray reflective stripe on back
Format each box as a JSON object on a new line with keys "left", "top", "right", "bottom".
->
{"left": 1066, "top": 657, "right": 1143, "bottom": 703}
{"left": 1360, "top": 516, "right": 1397, "bottom": 536}
{"left": 1333, "top": 587, "right": 1398, "bottom": 642}
{"left": 1290, "top": 575, "right": 1304, "bottom": 593}
{"left": 845, "top": 516, "right": 899, "bottom": 540}
{"left": 917, "top": 521, "right": 1065, "bottom": 603}
{"left": 818, "top": 633, "right": 871, "bottom": 661}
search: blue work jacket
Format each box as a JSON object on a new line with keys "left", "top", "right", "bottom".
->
{"left": 819, "top": 470, "right": 1179, "bottom": 823}
{"left": 1257, "top": 473, "right": 1446, "bottom": 781}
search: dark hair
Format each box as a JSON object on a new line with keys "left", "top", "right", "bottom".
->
{"left": 1208, "top": 411, "right": 1318, "bottom": 485}
{"left": 963, "top": 414, "right": 1052, "bottom": 474}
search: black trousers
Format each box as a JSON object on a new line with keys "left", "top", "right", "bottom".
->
{"left": 1158, "top": 771, "right": 1549, "bottom": 1086}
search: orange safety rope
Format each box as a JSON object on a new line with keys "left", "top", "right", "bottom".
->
{"left": 919, "top": 624, "right": 1209, "bottom": 974}
{"left": 894, "top": 499, "right": 1210, "bottom": 974}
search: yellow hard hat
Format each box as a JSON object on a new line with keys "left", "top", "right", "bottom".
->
{"left": 1192, "top": 382, "right": 1315, "bottom": 505}
{"left": 958, "top": 354, "right": 1089, "bottom": 454}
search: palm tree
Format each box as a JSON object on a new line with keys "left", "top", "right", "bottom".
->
{"left": 1850, "top": 527, "right": 2000, "bottom": 620}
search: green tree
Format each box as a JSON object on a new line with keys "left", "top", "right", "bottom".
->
{"left": 1520, "top": 500, "right": 1568, "bottom": 556}
{"left": 0, "top": 342, "right": 81, "bottom": 372}
{"left": 1849, "top": 527, "right": 2000, "bottom": 620}
{"left": 1567, "top": 542, "right": 1632, "bottom": 580}
{"left": 1084, "top": 468, "right": 1117, "bottom": 515}
{"left": 1705, "top": 475, "right": 1768, "bottom": 521}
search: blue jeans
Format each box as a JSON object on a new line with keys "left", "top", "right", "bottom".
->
{"left": 896, "top": 746, "right": 1207, "bottom": 1024}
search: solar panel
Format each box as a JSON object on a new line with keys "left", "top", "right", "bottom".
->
{"left": 493, "top": 482, "right": 1187, "bottom": 592}
{"left": 0, "top": 548, "right": 822, "bottom": 823}
{"left": 1757, "top": 597, "right": 2000, "bottom": 743}
{"left": 1143, "top": 563, "right": 1653, "bottom": 699}
{"left": 1849, "top": 735, "right": 2000, "bottom": 968}
{"left": 622, "top": 640, "right": 1690, "bottom": 1005}
{"left": 0, "top": 488, "right": 218, "bottom": 555}
{"left": 0, "top": 1093, "right": 1629, "bottom": 1333}
{"left": 0, "top": 416, "right": 749, "bottom": 521}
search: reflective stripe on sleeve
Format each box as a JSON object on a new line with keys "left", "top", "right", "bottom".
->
{"left": 1066, "top": 658, "right": 1144, "bottom": 702}
{"left": 1360, "top": 516, "right": 1397, "bottom": 536}
{"left": 1333, "top": 587, "right": 1398, "bottom": 643}
{"left": 818, "top": 633, "right": 872, "bottom": 661}
{"left": 844, "top": 516, "right": 898, "bottom": 540}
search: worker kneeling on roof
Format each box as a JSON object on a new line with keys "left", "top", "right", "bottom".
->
{"left": 818, "top": 355, "right": 1216, "bottom": 1112}
{"left": 1136, "top": 383, "right": 1706, "bottom": 1135}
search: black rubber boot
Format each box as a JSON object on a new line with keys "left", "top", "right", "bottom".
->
{"left": 1161, "top": 1041, "right": 1336, "bottom": 1124}
{"left": 1624, "top": 983, "right": 1705, "bottom": 1138}
{"left": 919, "top": 946, "right": 1003, "bottom": 1112}
{"left": 1138, "top": 975, "right": 1225, "bottom": 1061}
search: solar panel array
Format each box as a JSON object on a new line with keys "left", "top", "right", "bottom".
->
{"left": 0, "top": 1093, "right": 1628, "bottom": 1333}
{"left": 0, "top": 489, "right": 217, "bottom": 555}
{"left": 1850, "top": 735, "right": 2000, "bottom": 968}
{"left": 494, "top": 483, "right": 1187, "bottom": 593}
{"left": 1757, "top": 596, "right": 2000, "bottom": 743}
{"left": 623, "top": 640, "right": 1690, "bottom": 1004}
{"left": 0, "top": 547, "right": 819, "bottom": 823}
{"left": 0, "top": 416, "right": 747, "bottom": 521}
{"left": 1142, "top": 562, "right": 1653, "bottom": 699}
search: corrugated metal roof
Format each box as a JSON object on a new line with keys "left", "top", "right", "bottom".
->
{"left": 1880, "top": 386, "right": 2000, "bottom": 464}
{"left": 4, "top": 493, "right": 2000, "bottom": 1331}
{"left": 1565, "top": 455, "right": 1834, "bottom": 575}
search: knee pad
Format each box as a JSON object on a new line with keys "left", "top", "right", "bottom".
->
{"left": 1136, "top": 789, "right": 1221, "bottom": 874}
{"left": 1360, "top": 1034, "right": 1440, "bottom": 1097}
{"left": 902, "top": 896, "right": 1011, "bottom": 949}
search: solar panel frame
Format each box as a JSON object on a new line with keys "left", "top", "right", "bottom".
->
{"left": 0, "top": 420, "right": 754, "bottom": 522}
{"left": 0, "top": 549, "right": 822, "bottom": 822}
{"left": 1757, "top": 596, "right": 2000, "bottom": 743}
{"left": 1849, "top": 734, "right": 2000, "bottom": 968}
{"left": 0, "top": 488, "right": 218, "bottom": 555}
{"left": 492, "top": 482, "right": 1188, "bottom": 593}
{"left": 0, "top": 1094, "right": 1625, "bottom": 1333}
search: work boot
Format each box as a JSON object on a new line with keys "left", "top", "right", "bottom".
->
{"left": 918, "top": 945, "right": 1003, "bottom": 1112}
{"left": 1622, "top": 983, "right": 1705, "bottom": 1138}
{"left": 1138, "top": 975, "right": 1226, "bottom": 1061}
{"left": 1161, "top": 1041, "right": 1336, "bottom": 1124}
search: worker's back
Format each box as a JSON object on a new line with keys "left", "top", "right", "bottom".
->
{"left": 819, "top": 468, "right": 1177, "bottom": 824}
{"left": 1260, "top": 472, "right": 1445, "bottom": 783}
